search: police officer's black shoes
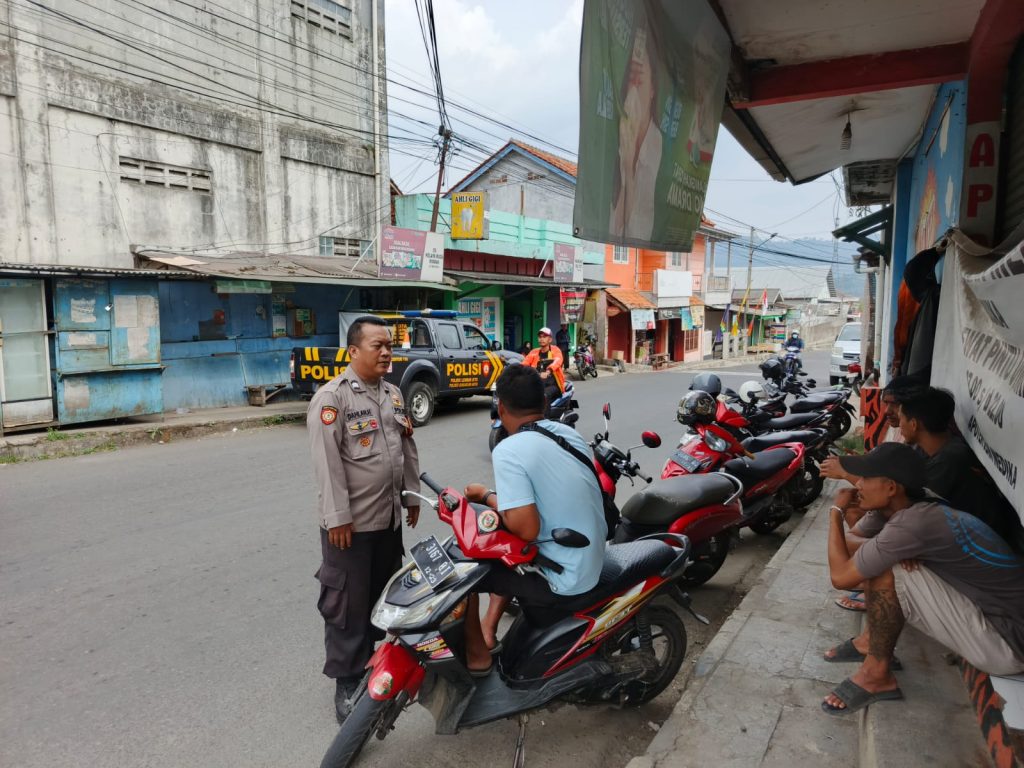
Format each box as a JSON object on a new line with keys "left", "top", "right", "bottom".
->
{"left": 334, "top": 675, "right": 362, "bottom": 724}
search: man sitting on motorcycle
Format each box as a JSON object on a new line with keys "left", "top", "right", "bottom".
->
{"left": 522, "top": 327, "right": 566, "bottom": 405}
{"left": 787, "top": 331, "right": 805, "bottom": 352}
{"left": 463, "top": 364, "right": 606, "bottom": 674}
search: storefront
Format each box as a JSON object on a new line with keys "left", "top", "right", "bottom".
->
{"left": 605, "top": 287, "right": 658, "bottom": 365}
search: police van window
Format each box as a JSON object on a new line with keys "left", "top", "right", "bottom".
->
{"left": 463, "top": 325, "right": 489, "bottom": 351}
{"left": 437, "top": 323, "right": 462, "bottom": 349}
{"left": 409, "top": 320, "right": 432, "bottom": 348}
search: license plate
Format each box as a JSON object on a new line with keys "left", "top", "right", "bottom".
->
{"left": 409, "top": 535, "right": 457, "bottom": 591}
{"left": 671, "top": 450, "right": 701, "bottom": 472}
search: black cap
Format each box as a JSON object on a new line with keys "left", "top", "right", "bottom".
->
{"left": 837, "top": 443, "right": 927, "bottom": 491}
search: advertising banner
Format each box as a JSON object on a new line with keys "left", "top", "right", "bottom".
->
{"left": 931, "top": 231, "right": 1024, "bottom": 522}
{"left": 631, "top": 308, "right": 655, "bottom": 330}
{"left": 451, "top": 192, "right": 487, "bottom": 240}
{"left": 560, "top": 288, "right": 587, "bottom": 323}
{"left": 379, "top": 227, "right": 445, "bottom": 282}
{"left": 553, "top": 243, "right": 582, "bottom": 283}
{"left": 574, "top": 0, "right": 730, "bottom": 251}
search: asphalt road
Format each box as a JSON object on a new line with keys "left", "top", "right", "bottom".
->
{"left": 0, "top": 353, "right": 828, "bottom": 768}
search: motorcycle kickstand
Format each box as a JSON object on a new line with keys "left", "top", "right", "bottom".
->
{"left": 512, "top": 714, "right": 529, "bottom": 768}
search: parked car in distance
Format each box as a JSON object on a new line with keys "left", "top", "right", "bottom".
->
{"left": 829, "top": 322, "right": 861, "bottom": 385}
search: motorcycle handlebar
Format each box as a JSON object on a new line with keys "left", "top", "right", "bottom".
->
{"left": 419, "top": 472, "right": 445, "bottom": 495}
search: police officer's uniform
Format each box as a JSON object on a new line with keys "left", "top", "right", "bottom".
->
{"left": 308, "top": 366, "right": 420, "bottom": 683}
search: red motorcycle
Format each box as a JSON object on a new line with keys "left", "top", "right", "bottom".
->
{"left": 591, "top": 404, "right": 745, "bottom": 588}
{"left": 661, "top": 391, "right": 816, "bottom": 536}
{"left": 320, "top": 472, "right": 702, "bottom": 768}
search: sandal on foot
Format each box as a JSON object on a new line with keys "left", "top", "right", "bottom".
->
{"left": 488, "top": 641, "right": 503, "bottom": 656}
{"left": 834, "top": 593, "right": 865, "bottom": 612}
{"left": 821, "top": 677, "right": 903, "bottom": 716}
{"left": 823, "top": 638, "right": 902, "bottom": 670}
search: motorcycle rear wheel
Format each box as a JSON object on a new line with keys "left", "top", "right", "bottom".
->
{"left": 749, "top": 515, "right": 788, "bottom": 535}
{"left": 320, "top": 682, "right": 391, "bottom": 768}
{"left": 789, "top": 462, "right": 824, "bottom": 509}
{"left": 679, "top": 534, "right": 729, "bottom": 587}
{"left": 611, "top": 605, "right": 687, "bottom": 707}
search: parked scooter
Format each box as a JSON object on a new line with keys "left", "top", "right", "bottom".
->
{"left": 591, "top": 403, "right": 745, "bottom": 587}
{"left": 759, "top": 358, "right": 855, "bottom": 438}
{"left": 661, "top": 391, "right": 816, "bottom": 534}
{"left": 319, "top": 472, "right": 702, "bottom": 768}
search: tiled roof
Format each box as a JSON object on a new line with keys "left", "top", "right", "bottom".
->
{"left": 508, "top": 140, "right": 578, "bottom": 178}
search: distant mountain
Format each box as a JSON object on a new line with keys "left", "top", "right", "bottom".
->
{"left": 713, "top": 237, "right": 864, "bottom": 299}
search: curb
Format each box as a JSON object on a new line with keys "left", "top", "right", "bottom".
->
{"left": 0, "top": 411, "right": 305, "bottom": 464}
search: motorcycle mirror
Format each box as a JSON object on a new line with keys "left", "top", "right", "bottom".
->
{"left": 490, "top": 340, "right": 502, "bottom": 351}
{"left": 798, "top": 370, "right": 808, "bottom": 377}
{"left": 551, "top": 528, "right": 590, "bottom": 548}
{"left": 563, "top": 412, "right": 580, "bottom": 426}
{"left": 602, "top": 403, "right": 611, "bottom": 420}
{"left": 641, "top": 431, "right": 661, "bottom": 449}
{"left": 807, "top": 379, "right": 817, "bottom": 387}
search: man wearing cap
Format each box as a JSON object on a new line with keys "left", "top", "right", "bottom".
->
{"left": 820, "top": 443, "right": 1024, "bottom": 716}
{"left": 522, "top": 327, "right": 565, "bottom": 405}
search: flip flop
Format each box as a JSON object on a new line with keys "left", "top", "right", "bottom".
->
{"left": 821, "top": 677, "right": 903, "bottom": 716}
{"left": 468, "top": 664, "right": 493, "bottom": 678}
{"left": 823, "top": 638, "right": 903, "bottom": 670}
{"left": 488, "top": 641, "right": 503, "bottom": 656}
{"left": 834, "top": 593, "right": 865, "bottom": 612}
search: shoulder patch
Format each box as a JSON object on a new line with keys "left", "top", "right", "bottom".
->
{"left": 320, "top": 406, "right": 338, "bottom": 425}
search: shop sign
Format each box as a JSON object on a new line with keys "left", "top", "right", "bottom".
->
{"left": 690, "top": 304, "right": 704, "bottom": 327}
{"left": 631, "top": 308, "right": 655, "bottom": 330}
{"left": 451, "top": 192, "right": 488, "bottom": 240}
{"left": 560, "top": 288, "right": 587, "bottom": 323}
{"left": 553, "top": 244, "right": 584, "bottom": 283}
{"left": 679, "top": 307, "right": 694, "bottom": 330}
{"left": 379, "top": 227, "right": 444, "bottom": 282}
{"left": 657, "top": 308, "right": 680, "bottom": 320}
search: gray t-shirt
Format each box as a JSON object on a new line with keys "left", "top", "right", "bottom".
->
{"left": 855, "top": 501, "right": 1024, "bottom": 658}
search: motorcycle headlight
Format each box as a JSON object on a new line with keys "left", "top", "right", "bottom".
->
{"left": 704, "top": 432, "right": 729, "bottom": 452}
{"left": 371, "top": 562, "right": 479, "bottom": 632}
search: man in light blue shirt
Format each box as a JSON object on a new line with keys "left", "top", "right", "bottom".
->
{"left": 462, "top": 364, "right": 606, "bottom": 674}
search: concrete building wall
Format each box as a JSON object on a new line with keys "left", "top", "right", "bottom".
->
{"left": 0, "top": 0, "right": 388, "bottom": 267}
{"left": 462, "top": 152, "right": 575, "bottom": 221}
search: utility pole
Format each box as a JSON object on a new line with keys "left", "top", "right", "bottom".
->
{"left": 746, "top": 225, "right": 755, "bottom": 293}
{"left": 430, "top": 127, "right": 453, "bottom": 232}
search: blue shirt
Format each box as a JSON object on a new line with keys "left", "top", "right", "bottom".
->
{"left": 492, "top": 420, "right": 606, "bottom": 595}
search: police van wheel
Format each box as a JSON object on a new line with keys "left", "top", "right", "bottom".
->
{"left": 406, "top": 381, "right": 435, "bottom": 427}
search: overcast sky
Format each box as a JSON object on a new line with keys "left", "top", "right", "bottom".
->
{"left": 383, "top": 0, "right": 857, "bottom": 245}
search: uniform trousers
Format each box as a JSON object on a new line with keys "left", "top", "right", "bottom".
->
{"left": 316, "top": 525, "right": 403, "bottom": 680}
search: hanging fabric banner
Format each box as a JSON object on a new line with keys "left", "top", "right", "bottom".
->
{"left": 560, "top": 288, "right": 587, "bottom": 323}
{"left": 573, "top": 0, "right": 730, "bottom": 251}
{"left": 931, "top": 230, "right": 1024, "bottom": 522}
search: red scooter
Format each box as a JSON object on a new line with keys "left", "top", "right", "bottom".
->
{"left": 591, "top": 404, "right": 745, "bottom": 587}
{"left": 661, "top": 391, "right": 816, "bottom": 535}
{"left": 320, "top": 472, "right": 702, "bottom": 768}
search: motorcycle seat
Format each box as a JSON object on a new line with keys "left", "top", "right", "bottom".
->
{"left": 721, "top": 449, "right": 797, "bottom": 488}
{"left": 619, "top": 474, "right": 737, "bottom": 526}
{"left": 789, "top": 392, "right": 844, "bottom": 412}
{"left": 742, "top": 430, "right": 822, "bottom": 452}
{"left": 552, "top": 540, "right": 678, "bottom": 612}
{"left": 764, "top": 413, "right": 819, "bottom": 430}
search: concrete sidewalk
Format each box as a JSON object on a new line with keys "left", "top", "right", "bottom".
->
{"left": 628, "top": 482, "right": 991, "bottom": 768}
{"left": 0, "top": 399, "right": 309, "bottom": 462}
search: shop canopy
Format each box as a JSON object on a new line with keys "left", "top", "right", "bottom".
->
{"left": 445, "top": 269, "right": 616, "bottom": 290}
{"left": 135, "top": 250, "right": 458, "bottom": 291}
{"left": 606, "top": 287, "right": 657, "bottom": 311}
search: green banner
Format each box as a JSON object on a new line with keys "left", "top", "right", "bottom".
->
{"left": 573, "top": 0, "right": 730, "bottom": 251}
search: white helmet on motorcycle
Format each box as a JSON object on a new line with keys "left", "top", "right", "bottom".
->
{"left": 738, "top": 380, "right": 767, "bottom": 403}
{"left": 677, "top": 390, "right": 716, "bottom": 426}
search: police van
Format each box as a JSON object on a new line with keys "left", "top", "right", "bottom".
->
{"left": 290, "top": 310, "right": 523, "bottom": 427}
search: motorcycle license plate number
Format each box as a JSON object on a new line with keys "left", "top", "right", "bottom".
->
{"left": 410, "top": 536, "right": 457, "bottom": 591}
{"left": 672, "top": 450, "right": 702, "bottom": 472}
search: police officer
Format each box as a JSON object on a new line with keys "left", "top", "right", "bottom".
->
{"left": 307, "top": 315, "right": 420, "bottom": 724}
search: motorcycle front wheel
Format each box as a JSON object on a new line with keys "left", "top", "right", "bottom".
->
{"left": 829, "top": 408, "right": 853, "bottom": 439}
{"left": 576, "top": 361, "right": 586, "bottom": 381}
{"left": 589, "top": 363, "right": 599, "bottom": 379}
{"left": 749, "top": 515, "right": 788, "bottom": 535}
{"left": 789, "top": 462, "right": 824, "bottom": 509}
{"left": 488, "top": 425, "right": 508, "bottom": 453}
{"left": 320, "top": 681, "right": 391, "bottom": 768}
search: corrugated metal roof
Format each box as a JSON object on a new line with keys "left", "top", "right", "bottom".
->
{"left": 606, "top": 287, "right": 657, "bottom": 310}
{"left": 136, "top": 251, "right": 458, "bottom": 290}
{"left": 731, "top": 266, "right": 833, "bottom": 300}
{"left": 446, "top": 270, "right": 614, "bottom": 289}
{"left": 0, "top": 262, "right": 194, "bottom": 278}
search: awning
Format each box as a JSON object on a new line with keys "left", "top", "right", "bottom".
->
{"left": 0, "top": 262, "right": 194, "bottom": 279}
{"left": 134, "top": 250, "right": 458, "bottom": 291}
{"left": 833, "top": 206, "right": 893, "bottom": 261}
{"left": 606, "top": 287, "right": 657, "bottom": 310}
{"left": 445, "top": 269, "right": 616, "bottom": 289}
